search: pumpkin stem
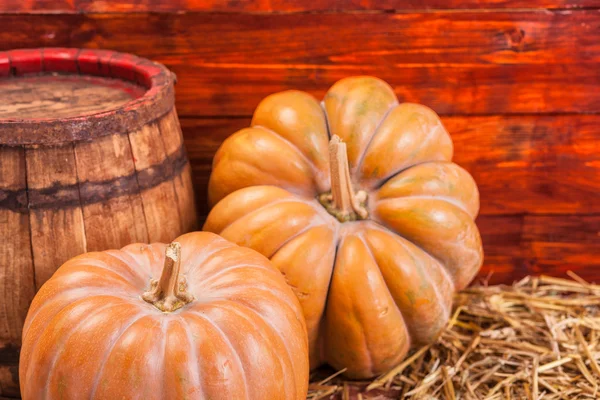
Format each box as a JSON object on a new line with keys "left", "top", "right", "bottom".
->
{"left": 142, "top": 242, "right": 194, "bottom": 312}
{"left": 318, "top": 135, "right": 368, "bottom": 222}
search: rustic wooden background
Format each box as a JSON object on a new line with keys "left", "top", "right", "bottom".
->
{"left": 1, "top": 1, "right": 599, "bottom": 285}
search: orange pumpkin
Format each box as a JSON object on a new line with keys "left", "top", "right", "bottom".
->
{"left": 204, "top": 76, "right": 483, "bottom": 378}
{"left": 19, "top": 232, "right": 308, "bottom": 400}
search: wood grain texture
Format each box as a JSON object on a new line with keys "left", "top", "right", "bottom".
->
{"left": 128, "top": 122, "right": 186, "bottom": 242}
{"left": 0, "top": 75, "right": 142, "bottom": 119}
{"left": 74, "top": 133, "right": 150, "bottom": 250}
{"left": 0, "top": 12, "right": 599, "bottom": 115}
{"left": 0, "top": 48, "right": 174, "bottom": 146}
{"left": 180, "top": 114, "right": 600, "bottom": 217}
{"left": 0, "top": 148, "right": 34, "bottom": 344}
{"left": 25, "top": 144, "right": 88, "bottom": 289}
{"left": 2, "top": 0, "right": 600, "bottom": 13}
{"left": 478, "top": 214, "right": 600, "bottom": 285}
{"left": 158, "top": 109, "right": 198, "bottom": 233}
{"left": 446, "top": 115, "right": 600, "bottom": 215}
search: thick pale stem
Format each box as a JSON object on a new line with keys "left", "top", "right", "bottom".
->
{"left": 321, "top": 135, "right": 368, "bottom": 222}
{"left": 329, "top": 136, "right": 355, "bottom": 216}
{"left": 142, "top": 242, "right": 194, "bottom": 312}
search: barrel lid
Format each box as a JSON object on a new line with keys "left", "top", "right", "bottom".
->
{"left": 0, "top": 48, "right": 175, "bottom": 146}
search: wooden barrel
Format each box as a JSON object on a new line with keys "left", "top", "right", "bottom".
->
{"left": 0, "top": 48, "right": 198, "bottom": 397}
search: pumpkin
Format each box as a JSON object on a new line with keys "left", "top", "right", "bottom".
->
{"left": 204, "top": 76, "right": 483, "bottom": 379}
{"left": 19, "top": 232, "right": 308, "bottom": 400}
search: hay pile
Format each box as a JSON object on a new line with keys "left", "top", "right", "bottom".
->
{"left": 308, "top": 273, "right": 600, "bottom": 399}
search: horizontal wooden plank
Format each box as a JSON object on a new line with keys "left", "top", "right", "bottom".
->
{"left": 477, "top": 214, "right": 600, "bottom": 285}
{"left": 0, "top": 0, "right": 75, "bottom": 14}
{"left": 447, "top": 115, "right": 600, "bottom": 215}
{"left": 180, "top": 114, "right": 600, "bottom": 217}
{"left": 169, "top": 62, "right": 600, "bottom": 116}
{"left": 4, "top": 12, "right": 599, "bottom": 66}
{"left": 0, "top": 12, "right": 599, "bottom": 115}
{"left": 2, "top": 0, "right": 600, "bottom": 13}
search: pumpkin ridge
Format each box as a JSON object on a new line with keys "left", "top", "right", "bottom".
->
{"left": 363, "top": 226, "right": 454, "bottom": 337}
{"left": 364, "top": 160, "right": 431, "bottom": 192}
{"left": 366, "top": 221, "right": 456, "bottom": 288}
{"left": 209, "top": 131, "right": 319, "bottom": 204}
{"left": 87, "top": 311, "right": 147, "bottom": 399}
{"left": 24, "top": 291, "right": 136, "bottom": 346}
{"left": 374, "top": 194, "right": 472, "bottom": 218}
{"left": 321, "top": 77, "right": 398, "bottom": 169}
{"left": 22, "top": 287, "right": 135, "bottom": 340}
{"left": 355, "top": 233, "right": 403, "bottom": 375}
{"left": 322, "top": 234, "right": 376, "bottom": 376}
{"left": 30, "top": 300, "right": 126, "bottom": 398}
{"left": 188, "top": 263, "right": 277, "bottom": 290}
{"left": 271, "top": 224, "right": 338, "bottom": 290}
{"left": 104, "top": 247, "right": 156, "bottom": 278}
{"left": 357, "top": 104, "right": 453, "bottom": 189}
{"left": 371, "top": 118, "right": 447, "bottom": 186}
{"left": 179, "top": 316, "right": 203, "bottom": 398}
{"left": 85, "top": 253, "right": 150, "bottom": 286}
{"left": 204, "top": 186, "right": 295, "bottom": 233}
{"left": 372, "top": 161, "right": 480, "bottom": 219}
{"left": 353, "top": 103, "right": 398, "bottom": 178}
{"left": 252, "top": 125, "right": 328, "bottom": 192}
{"left": 211, "top": 285, "right": 301, "bottom": 313}
{"left": 317, "top": 238, "right": 340, "bottom": 368}
{"left": 21, "top": 297, "right": 128, "bottom": 394}
{"left": 264, "top": 218, "right": 329, "bottom": 262}
{"left": 269, "top": 224, "right": 337, "bottom": 369}
{"left": 213, "top": 193, "right": 335, "bottom": 262}
{"left": 372, "top": 198, "right": 482, "bottom": 290}
{"left": 186, "top": 311, "right": 251, "bottom": 400}
{"left": 157, "top": 318, "right": 169, "bottom": 399}
{"left": 180, "top": 240, "right": 237, "bottom": 278}
{"left": 367, "top": 159, "right": 446, "bottom": 193}
{"left": 215, "top": 196, "right": 308, "bottom": 236}
{"left": 55, "top": 263, "right": 143, "bottom": 291}
{"left": 213, "top": 301, "right": 299, "bottom": 400}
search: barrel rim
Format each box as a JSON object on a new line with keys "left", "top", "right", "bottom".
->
{"left": 0, "top": 48, "right": 175, "bottom": 146}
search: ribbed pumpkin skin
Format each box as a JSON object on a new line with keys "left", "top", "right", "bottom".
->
{"left": 19, "top": 232, "right": 308, "bottom": 400}
{"left": 204, "top": 76, "right": 483, "bottom": 379}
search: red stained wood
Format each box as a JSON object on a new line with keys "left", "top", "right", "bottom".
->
{"left": 2, "top": 0, "right": 600, "bottom": 13}
{"left": 171, "top": 62, "right": 600, "bottom": 117}
{"left": 477, "top": 215, "right": 600, "bottom": 285}
{"left": 2, "top": 11, "right": 599, "bottom": 66}
{"left": 0, "top": 12, "right": 599, "bottom": 115}
{"left": 446, "top": 115, "right": 600, "bottom": 215}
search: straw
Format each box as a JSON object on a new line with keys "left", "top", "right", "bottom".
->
{"left": 308, "top": 274, "right": 600, "bottom": 399}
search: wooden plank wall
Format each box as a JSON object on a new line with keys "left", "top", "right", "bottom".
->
{"left": 0, "top": 1, "right": 599, "bottom": 285}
